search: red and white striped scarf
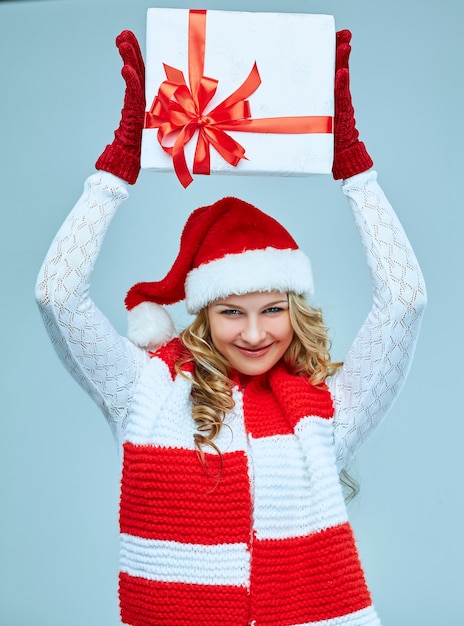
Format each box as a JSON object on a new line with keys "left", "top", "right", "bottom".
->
{"left": 118, "top": 339, "right": 380, "bottom": 626}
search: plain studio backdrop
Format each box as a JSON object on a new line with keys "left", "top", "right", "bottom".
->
{"left": 0, "top": 0, "right": 462, "bottom": 624}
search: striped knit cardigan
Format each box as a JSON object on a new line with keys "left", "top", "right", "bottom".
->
{"left": 119, "top": 338, "right": 379, "bottom": 626}
{"left": 35, "top": 170, "right": 427, "bottom": 626}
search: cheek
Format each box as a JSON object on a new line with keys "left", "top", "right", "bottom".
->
{"left": 208, "top": 317, "right": 236, "bottom": 348}
{"left": 271, "top": 316, "right": 294, "bottom": 343}
{"left": 281, "top": 330, "right": 295, "bottom": 354}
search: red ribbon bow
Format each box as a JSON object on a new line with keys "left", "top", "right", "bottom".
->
{"left": 144, "top": 9, "right": 333, "bottom": 188}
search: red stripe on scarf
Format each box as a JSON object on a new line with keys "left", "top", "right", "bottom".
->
{"left": 249, "top": 522, "right": 372, "bottom": 624}
{"left": 120, "top": 443, "right": 252, "bottom": 544}
{"left": 244, "top": 364, "right": 334, "bottom": 438}
{"left": 149, "top": 337, "right": 194, "bottom": 378}
{"left": 119, "top": 573, "right": 250, "bottom": 626}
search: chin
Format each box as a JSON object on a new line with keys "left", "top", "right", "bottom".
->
{"left": 232, "top": 359, "right": 278, "bottom": 377}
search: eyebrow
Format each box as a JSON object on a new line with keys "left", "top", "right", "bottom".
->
{"left": 213, "top": 299, "right": 289, "bottom": 308}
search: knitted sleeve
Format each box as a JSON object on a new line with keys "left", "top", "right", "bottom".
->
{"left": 35, "top": 172, "right": 149, "bottom": 440}
{"left": 326, "top": 170, "right": 427, "bottom": 470}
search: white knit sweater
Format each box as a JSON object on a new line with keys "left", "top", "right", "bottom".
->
{"left": 35, "top": 170, "right": 426, "bottom": 626}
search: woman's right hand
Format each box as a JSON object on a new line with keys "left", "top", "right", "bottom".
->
{"left": 95, "top": 30, "right": 146, "bottom": 185}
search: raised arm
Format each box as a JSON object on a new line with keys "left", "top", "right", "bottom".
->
{"left": 325, "top": 31, "right": 427, "bottom": 468}
{"left": 35, "top": 31, "right": 149, "bottom": 441}
{"left": 35, "top": 173, "right": 149, "bottom": 436}
{"left": 328, "top": 171, "right": 426, "bottom": 468}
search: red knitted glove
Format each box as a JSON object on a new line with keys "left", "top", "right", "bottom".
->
{"left": 95, "top": 30, "right": 145, "bottom": 185}
{"left": 332, "top": 30, "right": 373, "bottom": 180}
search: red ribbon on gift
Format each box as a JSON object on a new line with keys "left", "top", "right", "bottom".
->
{"left": 144, "top": 9, "right": 333, "bottom": 188}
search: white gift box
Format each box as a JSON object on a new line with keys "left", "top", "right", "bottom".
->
{"left": 141, "top": 8, "right": 335, "bottom": 186}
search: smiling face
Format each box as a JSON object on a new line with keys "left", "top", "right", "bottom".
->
{"left": 207, "top": 291, "right": 294, "bottom": 376}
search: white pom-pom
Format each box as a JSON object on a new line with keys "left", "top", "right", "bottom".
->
{"left": 127, "top": 302, "right": 176, "bottom": 350}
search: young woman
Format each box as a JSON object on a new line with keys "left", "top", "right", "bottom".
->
{"left": 35, "top": 29, "right": 426, "bottom": 626}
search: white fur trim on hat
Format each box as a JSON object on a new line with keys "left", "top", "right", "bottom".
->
{"left": 185, "top": 248, "right": 314, "bottom": 314}
{"left": 127, "top": 301, "right": 176, "bottom": 350}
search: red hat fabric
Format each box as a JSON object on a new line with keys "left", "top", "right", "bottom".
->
{"left": 125, "top": 197, "right": 313, "bottom": 349}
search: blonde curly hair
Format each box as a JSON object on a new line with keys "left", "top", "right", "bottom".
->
{"left": 177, "top": 292, "right": 357, "bottom": 500}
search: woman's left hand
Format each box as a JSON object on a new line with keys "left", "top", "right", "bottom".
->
{"left": 332, "top": 29, "right": 373, "bottom": 180}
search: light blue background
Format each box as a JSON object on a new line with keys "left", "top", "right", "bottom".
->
{"left": 0, "top": 0, "right": 462, "bottom": 624}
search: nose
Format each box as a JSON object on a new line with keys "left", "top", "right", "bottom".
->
{"left": 241, "top": 316, "right": 267, "bottom": 345}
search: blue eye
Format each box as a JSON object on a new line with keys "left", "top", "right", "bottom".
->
{"left": 264, "top": 307, "right": 284, "bottom": 314}
{"left": 220, "top": 309, "right": 241, "bottom": 316}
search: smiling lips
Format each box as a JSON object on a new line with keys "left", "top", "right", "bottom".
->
{"left": 235, "top": 343, "right": 274, "bottom": 358}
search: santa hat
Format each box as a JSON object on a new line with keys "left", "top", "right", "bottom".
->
{"left": 125, "top": 196, "right": 314, "bottom": 349}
